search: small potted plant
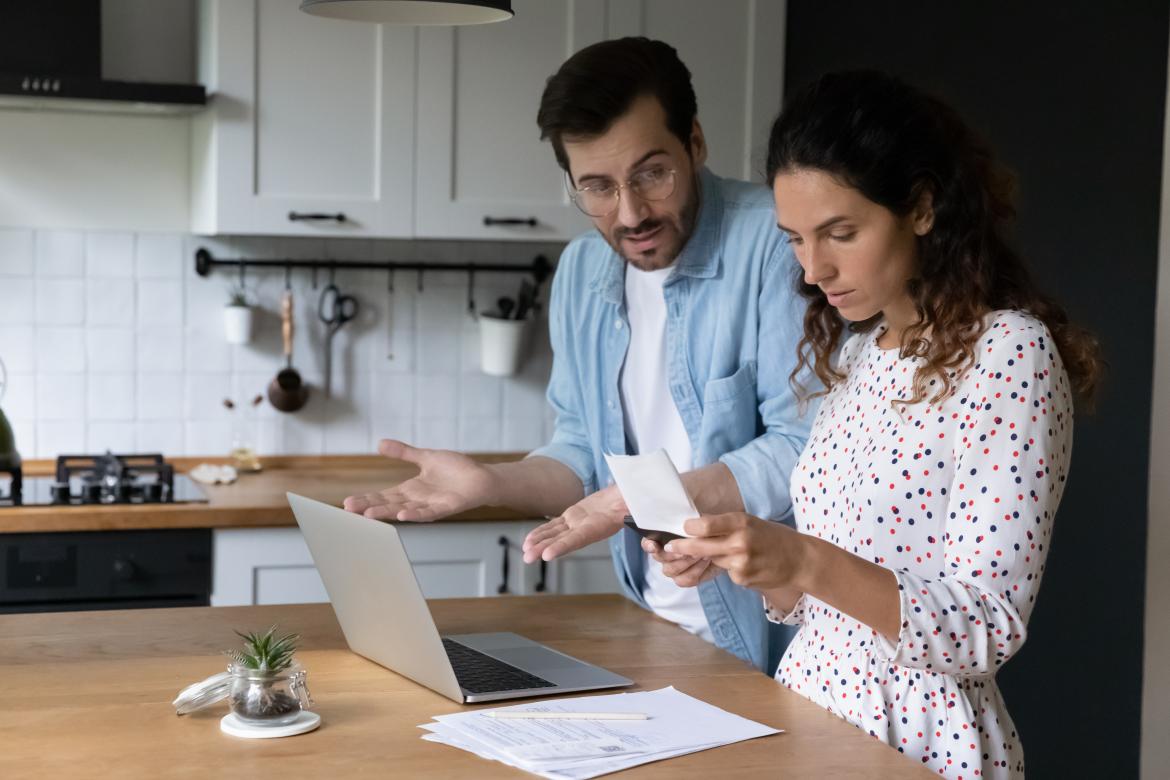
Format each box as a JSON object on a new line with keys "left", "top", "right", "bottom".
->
{"left": 224, "top": 626, "right": 312, "bottom": 726}
{"left": 223, "top": 283, "right": 254, "bottom": 344}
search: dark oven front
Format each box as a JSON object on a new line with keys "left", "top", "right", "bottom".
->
{"left": 0, "top": 529, "right": 212, "bottom": 613}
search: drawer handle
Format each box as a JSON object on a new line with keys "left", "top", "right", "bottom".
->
{"left": 483, "top": 216, "right": 538, "bottom": 227}
{"left": 288, "top": 211, "right": 347, "bottom": 223}
{"left": 497, "top": 535, "right": 510, "bottom": 595}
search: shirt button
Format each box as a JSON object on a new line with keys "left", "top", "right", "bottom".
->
{"left": 614, "top": 320, "right": 624, "bottom": 330}
{"left": 607, "top": 400, "right": 614, "bottom": 409}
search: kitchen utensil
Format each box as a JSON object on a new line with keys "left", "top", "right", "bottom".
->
{"left": 497, "top": 296, "right": 515, "bottom": 319}
{"left": 513, "top": 278, "right": 536, "bottom": 321}
{"left": 268, "top": 289, "right": 309, "bottom": 412}
{"left": 318, "top": 282, "right": 359, "bottom": 398}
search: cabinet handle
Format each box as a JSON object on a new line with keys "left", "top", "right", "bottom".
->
{"left": 288, "top": 211, "right": 347, "bottom": 223}
{"left": 483, "top": 216, "right": 538, "bottom": 227}
{"left": 497, "top": 535, "right": 509, "bottom": 595}
{"left": 534, "top": 560, "right": 547, "bottom": 593}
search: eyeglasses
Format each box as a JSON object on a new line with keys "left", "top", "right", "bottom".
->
{"left": 568, "top": 166, "right": 678, "bottom": 218}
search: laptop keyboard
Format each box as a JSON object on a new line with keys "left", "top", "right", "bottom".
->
{"left": 442, "top": 638, "right": 557, "bottom": 694}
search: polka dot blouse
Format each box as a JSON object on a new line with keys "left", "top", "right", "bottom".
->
{"left": 769, "top": 310, "right": 1073, "bottom": 779}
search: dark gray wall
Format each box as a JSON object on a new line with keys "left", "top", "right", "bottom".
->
{"left": 783, "top": 2, "right": 1167, "bottom": 777}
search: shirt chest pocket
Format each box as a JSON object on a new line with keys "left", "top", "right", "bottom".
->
{"left": 697, "top": 362, "right": 759, "bottom": 461}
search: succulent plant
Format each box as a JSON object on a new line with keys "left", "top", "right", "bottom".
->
{"left": 225, "top": 626, "right": 300, "bottom": 673}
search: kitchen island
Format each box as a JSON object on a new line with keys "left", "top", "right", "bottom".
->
{"left": 0, "top": 594, "right": 933, "bottom": 779}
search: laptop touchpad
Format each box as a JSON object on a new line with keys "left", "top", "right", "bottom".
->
{"left": 492, "top": 647, "right": 583, "bottom": 670}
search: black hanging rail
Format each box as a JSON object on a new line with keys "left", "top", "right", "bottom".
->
{"left": 194, "top": 247, "right": 553, "bottom": 283}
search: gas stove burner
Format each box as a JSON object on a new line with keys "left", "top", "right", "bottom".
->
{"left": 53, "top": 452, "right": 175, "bottom": 505}
{"left": 0, "top": 463, "right": 20, "bottom": 505}
{"left": 0, "top": 453, "right": 206, "bottom": 509}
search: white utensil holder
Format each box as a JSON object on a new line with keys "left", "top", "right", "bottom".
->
{"left": 479, "top": 314, "right": 532, "bottom": 376}
{"left": 223, "top": 305, "right": 254, "bottom": 345}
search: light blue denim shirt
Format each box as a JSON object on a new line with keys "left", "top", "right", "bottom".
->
{"left": 530, "top": 167, "right": 813, "bottom": 674}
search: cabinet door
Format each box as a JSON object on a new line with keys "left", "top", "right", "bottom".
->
{"left": 193, "top": 0, "right": 415, "bottom": 237}
{"left": 521, "top": 538, "right": 622, "bottom": 596}
{"left": 211, "top": 527, "right": 328, "bottom": 606}
{"left": 413, "top": 0, "right": 605, "bottom": 240}
{"left": 605, "top": 0, "right": 786, "bottom": 181}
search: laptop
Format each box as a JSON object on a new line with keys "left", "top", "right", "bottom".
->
{"left": 287, "top": 492, "right": 634, "bottom": 703}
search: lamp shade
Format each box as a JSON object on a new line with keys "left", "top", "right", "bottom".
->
{"left": 300, "top": 0, "right": 513, "bottom": 25}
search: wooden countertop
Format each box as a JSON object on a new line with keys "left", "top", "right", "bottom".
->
{"left": 0, "top": 454, "right": 532, "bottom": 533}
{"left": 0, "top": 595, "right": 932, "bottom": 779}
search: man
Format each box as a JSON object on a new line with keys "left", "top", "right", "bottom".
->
{"left": 345, "top": 37, "right": 810, "bottom": 674}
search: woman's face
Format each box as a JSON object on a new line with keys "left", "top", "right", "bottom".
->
{"left": 773, "top": 167, "right": 931, "bottom": 327}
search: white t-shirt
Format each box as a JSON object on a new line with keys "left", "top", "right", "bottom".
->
{"left": 619, "top": 264, "right": 713, "bottom": 643}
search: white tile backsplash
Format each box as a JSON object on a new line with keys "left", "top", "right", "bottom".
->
{"left": 138, "top": 327, "right": 184, "bottom": 372}
{"left": 136, "top": 373, "right": 184, "bottom": 420}
{"left": 86, "top": 278, "right": 136, "bottom": 326}
{"left": 36, "top": 327, "right": 86, "bottom": 372}
{"left": 35, "top": 231, "right": 84, "bottom": 276}
{"left": 135, "top": 420, "right": 184, "bottom": 453}
{"left": 85, "top": 232, "right": 135, "bottom": 277}
{"left": 38, "top": 377, "right": 85, "bottom": 420}
{"left": 2, "top": 373, "right": 36, "bottom": 419}
{"left": 86, "top": 328, "right": 136, "bottom": 372}
{"left": 87, "top": 421, "right": 136, "bottom": 453}
{"left": 0, "top": 326, "right": 36, "bottom": 372}
{"left": 137, "top": 280, "right": 184, "bottom": 326}
{"left": 135, "top": 233, "right": 184, "bottom": 279}
{"left": 36, "top": 279, "right": 85, "bottom": 325}
{"left": 0, "top": 229, "right": 562, "bottom": 459}
{"left": 0, "top": 279, "right": 36, "bottom": 325}
{"left": 87, "top": 373, "right": 136, "bottom": 420}
{"left": 0, "top": 229, "right": 34, "bottom": 276}
{"left": 36, "top": 420, "right": 85, "bottom": 458}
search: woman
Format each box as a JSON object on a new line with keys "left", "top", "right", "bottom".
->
{"left": 649, "top": 70, "right": 1102, "bottom": 778}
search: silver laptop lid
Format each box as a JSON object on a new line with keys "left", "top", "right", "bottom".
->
{"left": 287, "top": 492, "right": 464, "bottom": 702}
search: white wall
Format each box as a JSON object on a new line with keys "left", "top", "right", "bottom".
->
{"left": 1143, "top": 17, "right": 1170, "bottom": 776}
{"left": 0, "top": 230, "right": 561, "bottom": 458}
{"left": 0, "top": 111, "right": 192, "bottom": 233}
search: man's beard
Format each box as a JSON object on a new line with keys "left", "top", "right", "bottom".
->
{"left": 606, "top": 174, "right": 702, "bottom": 271}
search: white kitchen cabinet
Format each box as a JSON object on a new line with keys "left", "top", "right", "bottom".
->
{"left": 605, "top": 0, "right": 786, "bottom": 182}
{"left": 412, "top": 0, "right": 604, "bottom": 240}
{"left": 211, "top": 521, "right": 620, "bottom": 606}
{"left": 191, "top": 0, "right": 782, "bottom": 240}
{"left": 191, "top": 0, "right": 416, "bottom": 237}
{"left": 413, "top": 0, "right": 786, "bottom": 240}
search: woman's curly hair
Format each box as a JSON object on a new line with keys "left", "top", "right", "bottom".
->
{"left": 767, "top": 70, "right": 1102, "bottom": 409}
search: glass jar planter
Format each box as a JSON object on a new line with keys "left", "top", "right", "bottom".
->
{"left": 227, "top": 661, "right": 313, "bottom": 727}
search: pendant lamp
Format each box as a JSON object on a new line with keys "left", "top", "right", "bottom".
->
{"left": 300, "top": 0, "right": 513, "bottom": 25}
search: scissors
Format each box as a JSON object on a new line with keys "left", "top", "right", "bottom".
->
{"left": 318, "top": 282, "right": 359, "bottom": 398}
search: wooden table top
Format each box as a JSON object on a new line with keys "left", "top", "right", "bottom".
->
{"left": 0, "top": 595, "right": 931, "bottom": 779}
{"left": 0, "top": 454, "right": 532, "bottom": 533}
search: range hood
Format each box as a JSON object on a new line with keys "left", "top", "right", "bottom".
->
{"left": 0, "top": 2, "right": 206, "bottom": 116}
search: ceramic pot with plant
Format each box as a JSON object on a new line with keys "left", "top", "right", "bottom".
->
{"left": 223, "top": 285, "right": 254, "bottom": 345}
{"left": 224, "top": 626, "right": 313, "bottom": 726}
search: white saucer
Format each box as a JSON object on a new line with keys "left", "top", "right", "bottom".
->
{"left": 220, "top": 710, "right": 321, "bottom": 739}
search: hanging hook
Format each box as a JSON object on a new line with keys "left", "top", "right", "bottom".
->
{"left": 467, "top": 266, "right": 476, "bottom": 315}
{"left": 387, "top": 265, "right": 395, "bottom": 293}
{"left": 284, "top": 263, "right": 292, "bottom": 291}
{"left": 329, "top": 265, "right": 336, "bottom": 285}
{"left": 311, "top": 265, "right": 318, "bottom": 290}
{"left": 417, "top": 269, "right": 424, "bottom": 293}
{"left": 238, "top": 261, "right": 246, "bottom": 291}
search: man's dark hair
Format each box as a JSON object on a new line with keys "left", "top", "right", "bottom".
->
{"left": 536, "top": 37, "right": 697, "bottom": 178}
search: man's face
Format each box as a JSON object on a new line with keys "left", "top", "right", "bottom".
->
{"left": 563, "top": 95, "right": 707, "bottom": 271}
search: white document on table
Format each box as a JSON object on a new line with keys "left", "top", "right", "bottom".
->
{"left": 418, "top": 686, "right": 781, "bottom": 779}
{"left": 603, "top": 449, "right": 697, "bottom": 537}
